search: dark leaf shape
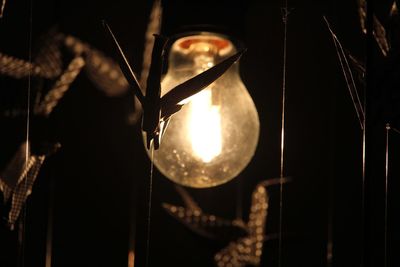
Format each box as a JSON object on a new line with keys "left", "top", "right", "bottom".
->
{"left": 163, "top": 203, "right": 248, "bottom": 242}
{"left": 163, "top": 178, "right": 291, "bottom": 266}
{"left": 142, "top": 34, "right": 168, "bottom": 134}
{"left": 160, "top": 50, "right": 245, "bottom": 118}
{"left": 102, "top": 21, "right": 145, "bottom": 104}
{"left": 324, "top": 16, "right": 364, "bottom": 129}
{"left": 104, "top": 21, "right": 245, "bottom": 149}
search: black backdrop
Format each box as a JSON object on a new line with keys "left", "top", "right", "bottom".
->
{"left": 1, "top": 0, "right": 399, "bottom": 266}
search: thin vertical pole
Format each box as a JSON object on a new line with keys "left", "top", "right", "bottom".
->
{"left": 362, "top": 0, "right": 374, "bottom": 265}
{"left": 279, "top": 2, "right": 289, "bottom": 266}
{"left": 18, "top": 0, "right": 34, "bottom": 266}
{"left": 384, "top": 124, "right": 390, "bottom": 267}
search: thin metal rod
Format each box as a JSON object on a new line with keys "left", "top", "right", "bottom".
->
{"left": 384, "top": 123, "right": 390, "bottom": 267}
{"left": 362, "top": 0, "right": 374, "bottom": 264}
{"left": 279, "top": 2, "right": 289, "bottom": 266}
{"left": 45, "top": 179, "right": 55, "bottom": 267}
{"left": 145, "top": 146, "right": 155, "bottom": 267}
{"left": 18, "top": 1, "right": 34, "bottom": 266}
{"left": 323, "top": 16, "right": 364, "bottom": 130}
{"left": 361, "top": 107, "right": 366, "bottom": 267}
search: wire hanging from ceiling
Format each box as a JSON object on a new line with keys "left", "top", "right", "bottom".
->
{"left": 142, "top": 1, "right": 163, "bottom": 266}
{"left": 384, "top": 123, "right": 390, "bottom": 267}
{"left": 145, "top": 146, "right": 155, "bottom": 267}
{"left": 279, "top": 0, "right": 290, "bottom": 266}
{"left": 18, "top": 0, "right": 34, "bottom": 266}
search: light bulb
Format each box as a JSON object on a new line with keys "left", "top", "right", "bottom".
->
{"left": 145, "top": 33, "right": 260, "bottom": 188}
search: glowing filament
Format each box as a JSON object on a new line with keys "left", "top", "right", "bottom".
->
{"left": 188, "top": 89, "right": 222, "bottom": 163}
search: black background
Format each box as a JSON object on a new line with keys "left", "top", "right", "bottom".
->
{"left": 1, "top": 0, "right": 399, "bottom": 266}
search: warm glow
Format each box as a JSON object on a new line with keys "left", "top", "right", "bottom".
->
{"left": 128, "top": 250, "right": 135, "bottom": 267}
{"left": 145, "top": 33, "right": 260, "bottom": 188}
{"left": 188, "top": 88, "right": 222, "bottom": 163}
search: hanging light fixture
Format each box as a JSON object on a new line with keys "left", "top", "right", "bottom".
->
{"left": 145, "top": 32, "right": 259, "bottom": 188}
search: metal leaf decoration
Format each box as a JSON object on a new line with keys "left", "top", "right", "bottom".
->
{"left": 0, "top": 0, "right": 6, "bottom": 18}
{"left": 214, "top": 182, "right": 269, "bottom": 267}
{"left": 35, "top": 56, "right": 85, "bottom": 116}
{"left": 163, "top": 185, "right": 247, "bottom": 241}
{"left": 104, "top": 21, "right": 245, "bottom": 149}
{"left": 358, "top": 0, "right": 390, "bottom": 56}
{"left": 0, "top": 29, "right": 130, "bottom": 97}
{"left": 163, "top": 178, "right": 290, "bottom": 266}
{"left": 324, "top": 16, "right": 365, "bottom": 129}
{"left": 0, "top": 28, "right": 129, "bottom": 228}
{"left": 0, "top": 142, "right": 60, "bottom": 229}
{"left": 140, "top": 0, "right": 163, "bottom": 90}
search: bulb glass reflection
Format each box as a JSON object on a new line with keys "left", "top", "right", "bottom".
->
{"left": 145, "top": 33, "right": 260, "bottom": 188}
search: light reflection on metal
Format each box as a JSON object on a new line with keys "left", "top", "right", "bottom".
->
{"left": 35, "top": 56, "right": 85, "bottom": 116}
{"left": 35, "top": 29, "right": 64, "bottom": 78}
{"left": 384, "top": 124, "right": 390, "bottom": 267}
{"left": 104, "top": 23, "right": 245, "bottom": 153}
{"left": 0, "top": 30, "right": 130, "bottom": 97}
{"left": 0, "top": 26, "right": 153, "bottom": 229}
{"left": 347, "top": 53, "right": 365, "bottom": 83}
{"left": 214, "top": 184, "right": 268, "bottom": 267}
{"left": 0, "top": 52, "right": 42, "bottom": 78}
{"left": 163, "top": 177, "right": 248, "bottom": 242}
{"left": 127, "top": 0, "right": 163, "bottom": 124}
{"left": 128, "top": 250, "right": 135, "bottom": 267}
{"left": 163, "top": 178, "right": 290, "bottom": 266}
{"left": 64, "top": 35, "right": 130, "bottom": 97}
{"left": 0, "top": 0, "right": 6, "bottom": 18}
{"left": 324, "top": 16, "right": 365, "bottom": 129}
{"left": 0, "top": 142, "right": 60, "bottom": 229}
{"left": 140, "top": 0, "right": 162, "bottom": 90}
{"left": 358, "top": 0, "right": 390, "bottom": 56}
{"left": 391, "top": 1, "right": 399, "bottom": 16}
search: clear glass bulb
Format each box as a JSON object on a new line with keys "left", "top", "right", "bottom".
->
{"left": 145, "top": 33, "right": 260, "bottom": 188}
